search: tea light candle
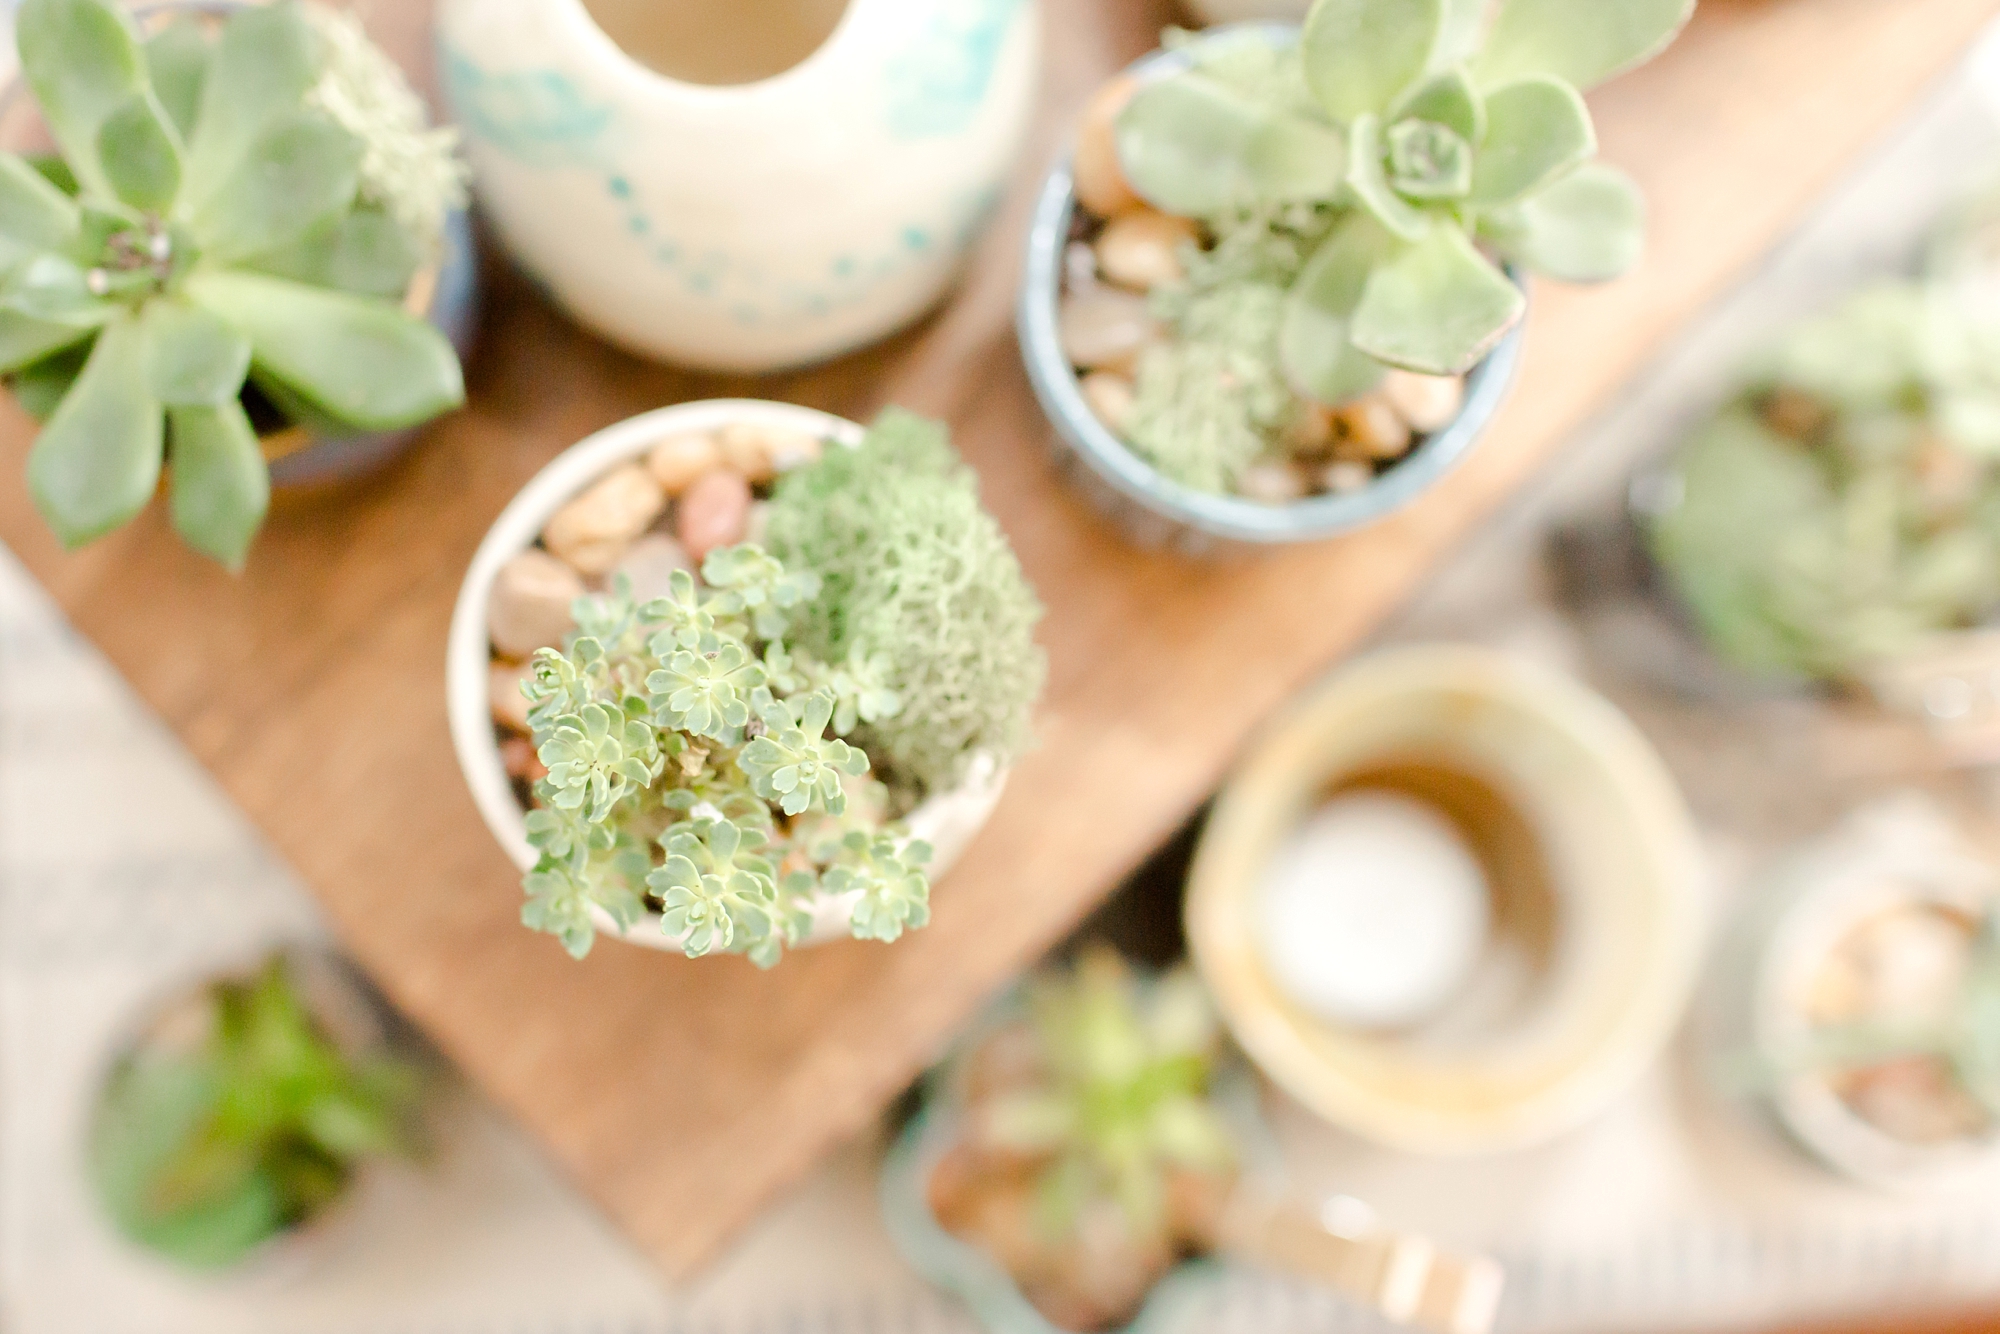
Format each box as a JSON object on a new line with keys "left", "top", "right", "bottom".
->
{"left": 1256, "top": 791, "right": 1492, "bottom": 1030}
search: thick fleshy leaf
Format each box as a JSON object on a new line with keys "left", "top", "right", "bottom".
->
{"left": 1383, "top": 118, "right": 1472, "bottom": 199}
{"left": 1350, "top": 227, "right": 1524, "bottom": 373}
{"left": 1474, "top": 0, "right": 1693, "bottom": 91}
{"left": 145, "top": 17, "right": 212, "bottom": 143}
{"left": 0, "top": 308, "right": 97, "bottom": 373}
{"left": 97, "top": 92, "right": 183, "bottom": 213}
{"left": 249, "top": 205, "right": 422, "bottom": 299}
{"left": 27, "top": 154, "right": 80, "bottom": 197}
{"left": 1115, "top": 74, "right": 1345, "bottom": 217}
{"left": 1302, "top": 0, "right": 1443, "bottom": 121}
{"left": 168, "top": 401, "right": 267, "bottom": 568}
{"left": 1434, "top": 0, "right": 1491, "bottom": 68}
{"left": 191, "top": 110, "right": 361, "bottom": 261}
{"left": 1481, "top": 161, "right": 1643, "bottom": 281}
{"left": 1392, "top": 68, "right": 1484, "bottom": 143}
{"left": 9, "top": 341, "right": 89, "bottom": 420}
{"left": 14, "top": 0, "right": 148, "bottom": 198}
{"left": 1344, "top": 114, "right": 1429, "bottom": 240}
{"left": 1467, "top": 77, "right": 1594, "bottom": 206}
{"left": 143, "top": 298, "right": 251, "bottom": 406}
{"left": 0, "top": 153, "right": 81, "bottom": 254}
{"left": 1279, "top": 214, "right": 1395, "bottom": 403}
{"left": 180, "top": 1, "right": 322, "bottom": 211}
{"left": 3, "top": 252, "right": 114, "bottom": 323}
{"left": 188, "top": 270, "right": 463, "bottom": 432}
{"left": 26, "top": 314, "right": 162, "bottom": 547}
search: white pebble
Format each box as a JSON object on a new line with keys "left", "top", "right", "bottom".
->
{"left": 487, "top": 548, "right": 584, "bottom": 659}
{"left": 1381, "top": 370, "right": 1465, "bottom": 435}
{"left": 1096, "top": 209, "right": 1200, "bottom": 292}
{"left": 1059, "top": 286, "right": 1159, "bottom": 372}
{"left": 610, "top": 533, "right": 694, "bottom": 603}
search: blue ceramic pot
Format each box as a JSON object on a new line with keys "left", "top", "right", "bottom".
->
{"left": 1017, "top": 25, "right": 1524, "bottom": 553}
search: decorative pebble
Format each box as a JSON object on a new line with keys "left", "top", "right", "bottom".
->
{"left": 490, "top": 660, "right": 533, "bottom": 733}
{"left": 1380, "top": 370, "right": 1465, "bottom": 434}
{"left": 1238, "top": 461, "right": 1308, "bottom": 504}
{"left": 1096, "top": 210, "right": 1200, "bottom": 292}
{"left": 676, "top": 468, "right": 754, "bottom": 561}
{"left": 541, "top": 463, "right": 666, "bottom": 576}
{"left": 1323, "top": 460, "right": 1374, "bottom": 495}
{"left": 487, "top": 548, "right": 585, "bottom": 659}
{"left": 718, "top": 421, "right": 824, "bottom": 484}
{"left": 1282, "top": 403, "right": 1337, "bottom": 458}
{"left": 500, "top": 734, "right": 548, "bottom": 784}
{"left": 1060, "top": 286, "right": 1159, "bottom": 373}
{"left": 1331, "top": 393, "right": 1414, "bottom": 462}
{"left": 647, "top": 431, "right": 723, "bottom": 495}
{"left": 611, "top": 532, "right": 695, "bottom": 602}
{"left": 1074, "top": 75, "right": 1141, "bottom": 220}
{"left": 1080, "top": 371, "right": 1136, "bottom": 435}
{"left": 744, "top": 499, "right": 772, "bottom": 548}
{"left": 1256, "top": 790, "right": 1492, "bottom": 1029}
{"left": 1066, "top": 241, "right": 1100, "bottom": 291}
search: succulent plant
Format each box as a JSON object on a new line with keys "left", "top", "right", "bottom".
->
{"left": 1115, "top": 0, "right": 1689, "bottom": 401}
{"left": 89, "top": 953, "right": 422, "bottom": 1270}
{"left": 0, "top": 0, "right": 467, "bottom": 566}
{"left": 517, "top": 411, "right": 1040, "bottom": 963}
{"left": 1650, "top": 283, "right": 2000, "bottom": 680}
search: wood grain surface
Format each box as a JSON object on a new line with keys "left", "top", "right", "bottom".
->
{"left": 2, "top": 0, "right": 1997, "bottom": 1283}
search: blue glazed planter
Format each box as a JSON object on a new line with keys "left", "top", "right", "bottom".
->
{"left": 1017, "top": 25, "right": 1525, "bottom": 553}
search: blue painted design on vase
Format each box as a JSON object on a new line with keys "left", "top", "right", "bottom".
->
{"left": 882, "top": 0, "right": 1027, "bottom": 140}
{"left": 439, "top": 46, "right": 613, "bottom": 168}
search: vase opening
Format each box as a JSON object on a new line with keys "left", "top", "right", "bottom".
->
{"left": 577, "top": 0, "right": 852, "bottom": 87}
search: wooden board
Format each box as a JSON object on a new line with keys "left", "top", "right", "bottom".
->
{"left": 1, "top": 0, "right": 1996, "bottom": 1281}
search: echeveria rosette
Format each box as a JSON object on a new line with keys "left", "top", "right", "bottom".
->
{"left": 1, "top": 0, "right": 464, "bottom": 566}
{"left": 1113, "top": 0, "right": 1688, "bottom": 401}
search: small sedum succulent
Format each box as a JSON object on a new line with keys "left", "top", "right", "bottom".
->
{"left": 1650, "top": 283, "right": 2000, "bottom": 680}
{"left": 1117, "top": 0, "right": 1688, "bottom": 401}
{"left": 0, "top": 0, "right": 467, "bottom": 566}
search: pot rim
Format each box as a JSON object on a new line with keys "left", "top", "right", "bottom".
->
{"left": 1016, "top": 23, "right": 1525, "bottom": 546}
{"left": 445, "top": 397, "right": 1009, "bottom": 953}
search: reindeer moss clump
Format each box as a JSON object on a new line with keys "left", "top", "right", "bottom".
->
{"left": 767, "top": 410, "right": 1046, "bottom": 793}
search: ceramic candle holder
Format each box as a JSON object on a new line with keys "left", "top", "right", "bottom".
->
{"left": 1186, "top": 645, "right": 1705, "bottom": 1155}
{"left": 438, "top": 0, "right": 1042, "bottom": 371}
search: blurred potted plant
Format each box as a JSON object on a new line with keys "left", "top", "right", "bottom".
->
{"left": 0, "top": 0, "right": 472, "bottom": 567}
{"left": 89, "top": 950, "right": 425, "bottom": 1271}
{"left": 447, "top": 402, "right": 1047, "bottom": 963}
{"left": 1019, "top": 0, "right": 1690, "bottom": 547}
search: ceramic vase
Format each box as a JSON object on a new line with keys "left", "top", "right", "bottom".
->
{"left": 437, "top": 0, "right": 1042, "bottom": 371}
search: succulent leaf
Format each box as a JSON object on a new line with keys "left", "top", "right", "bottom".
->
{"left": 1344, "top": 113, "right": 1430, "bottom": 241}
{"left": 0, "top": 153, "right": 82, "bottom": 258}
{"left": 186, "top": 269, "right": 463, "bottom": 432}
{"left": 1480, "top": 160, "right": 1643, "bottom": 281}
{"left": 179, "top": 1, "right": 323, "bottom": 211}
{"left": 1349, "top": 226, "right": 1524, "bottom": 373}
{"left": 1391, "top": 67, "right": 1484, "bottom": 144}
{"left": 191, "top": 109, "right": 361, "bottom": 262}
{"left": 1301, "top": 0, "right": 1444, "bottom": 121}
{"left": 249, "top": 205, "right": 421, "bottom": 299}
{"left": 0, "top": 309, "right": 97, "bottom": 374}
{"left": 1115, "top": 74, "right": 1344, "bottom": 218}
{"left": 1279, "top": 212, "right": 1395, "bottom": 402}
{"left": 7, "top": 342, "right": 88, "bottom": 417}
{"left": 96, "top": 91, "right": 183, "bottom": 213}
{"left": 1383, "top": 118, "right": 1473, "bottom": 200}
{"left": 25, "top": 314, "right": 161, "bottom": 547}
{"left": 1433, "top": 0, "right": 1492, "bottom": 68}
{"left": 1466, "top": 76, "right": 1594, "bottom": 207}
{"left": 144, "top": 17, "right": 211, "bottom": 143}
{"left": 1474, "top": 0, "right": 1693, "bottom": 92}
{"left": 144, "top": 299, "right": 251, "bottom": 407}
{"left": 15, "top": 0, "right": 148, "bottom": 200}
{"left": 167, "top": 401, "right": 267, "bottom": 569}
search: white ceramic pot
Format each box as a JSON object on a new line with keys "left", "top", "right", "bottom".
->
{"left": 1186, "top": 646, "right": 1705, "bottom": 1155}
{"left": 446, "top": 399, "right": 1009, "bottom": 952}
{"left": 436, "top": 0, "right": 1042, "bottom": 371}
{"left": 1179, "top": 0, "right": 1310, "bottom": 23}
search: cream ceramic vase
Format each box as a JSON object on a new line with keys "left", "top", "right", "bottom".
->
{"left": 437, "top": 0, "right": 1042, "bottom": 371}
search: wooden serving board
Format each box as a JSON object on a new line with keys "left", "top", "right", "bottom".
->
{"left": 1, "top": 0, "right": 1994, "bottom": 1281}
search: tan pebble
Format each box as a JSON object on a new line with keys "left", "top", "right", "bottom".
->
{"left": 675, "top": 469, "right": 754, "bottom": 562}
{"left": 1079, "top": 371, "right": 1136, "bottom": 435}
{"left": 1281, "top": 402, "right": 1337, "bottom": 458}
{"left": 1060, "top": 286, "right": 1159, "bottom": 372}
{"left": 610, "top": 532, "right": 694, "bottom": 602}
{"left": 487, "top": 548, "right": 584, "bottom": 659}
{"left": 715, "top": 422, "right": 778, "bottom": 484}
{"left": 1380, "top": 369, "right": 1465, "bottom": 434}
{"left": 1096, "top": 209, "right": 1200, "bottom": 292}
{"left": 1066, "top": 241, "right": 1100, "bottom": 291}
{"left": 1323, "top": 460, "right": 1374, "bottom": 495}
{"left": 1238, "top": 461, "right": 1308, "bottom": 504}
{"left": 1074, "top": 74, "right": 1141, "bottom": 220}
{"left": 744, "top": 499, "right": 772, "bottom": 548}
{"left": 490, "top": 660, "right": 533, "bottom": 733}
{"left": 646, "top": 432, "right": 723, "bottom": 494}
{"left": 541, "top": 463, "right": 666, "bottom": 576}
{"left": 1331, "top": 393, "right": 1414, "bottom": 462}
{"left": 500, "top": 734, "right": 548, "bottom": 784}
